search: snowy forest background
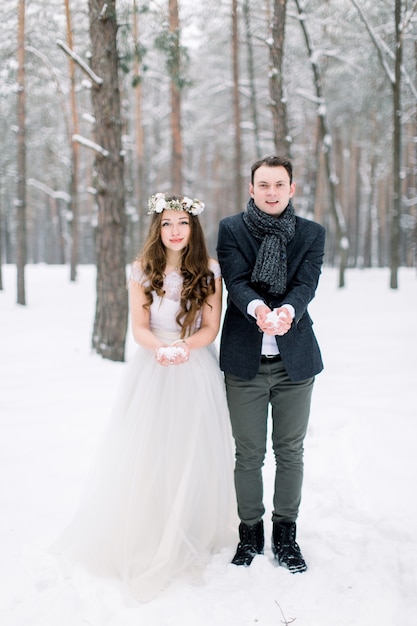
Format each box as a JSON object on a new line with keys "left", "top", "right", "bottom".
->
{"left": 1, "top": 0, "right": 417, "bottom": 361}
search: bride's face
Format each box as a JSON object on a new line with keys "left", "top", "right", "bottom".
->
{"left": 160, "top": 209, "right": 191, "bottom": 252}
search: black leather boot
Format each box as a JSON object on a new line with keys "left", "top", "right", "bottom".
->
{"left": 272, "top": 521, "right": 307, "bottom": 573}
{"left": 231, "top": 520, "right": 264, "bottom": 566}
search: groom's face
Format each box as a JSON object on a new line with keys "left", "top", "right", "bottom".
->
{"left": 249, "top": 165, "right": 295, "bottom": 217}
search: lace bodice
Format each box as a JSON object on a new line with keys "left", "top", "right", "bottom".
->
{"left": 159, "top": 271, "right": 183, "bottom": 302}
{"left": 130, "top": 260, "right": 221, "bottom": 335}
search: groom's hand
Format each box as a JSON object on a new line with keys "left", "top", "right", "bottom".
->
{"left": 255, "top": 305, "right": 292, "bottom": 336}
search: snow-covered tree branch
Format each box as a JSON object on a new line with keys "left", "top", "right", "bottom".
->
{"left": 56, "top": 39, "right": 103, "bottom": 86}
{"left": 27, "top": 178, "right": 71, "bottom": 203}
{"left": 72, "top": 134, "right": 109, "bottom": 157}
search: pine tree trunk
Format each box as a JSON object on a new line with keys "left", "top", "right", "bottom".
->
{"left": 16, "top": 0, "right": 26, "bottom": 305}
{"left": 243, "top": 0, "right": 261, "bottom": 159}
{"left": 294, "top": 0, "right": 348, "bottom": 287}
{"left": 132, "top": 0, "right": 147, "bottom": 248}
{"left": 88, "top": 0, "right": 128, "bottom": 362}
{"left": 169, "top": 0, "right": 183, "bottom": 194}
{"left": 269, "top": 0, "right": 290, "bottom": 157}
{"left": 64, "top": 0, "right": 80, "bottom": 282}
{"left": 232, "top": 0, "right": 243, "bottom": 212}
{"left": 390, "top": 0, "right": 402, "bottom": 289}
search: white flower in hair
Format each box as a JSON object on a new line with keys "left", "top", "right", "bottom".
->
{"left": 153, "top": 192, "right": 167, "bottom": 213}
{"left": 188, "top": 200, "right": 205, "bottom": 215}
{"left": 182, "top": 196, "right": 193, "bottom": 210}
{"left": 148, "top": 193, "right": 205, "bottom": 215}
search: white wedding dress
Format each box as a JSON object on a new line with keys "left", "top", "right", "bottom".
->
{"left": 56, "top": 260, "right": 237, "bottom": 602}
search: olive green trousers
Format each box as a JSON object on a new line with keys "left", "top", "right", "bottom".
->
{"left": 225, "top": 359, "right": 314, "bottom": 526}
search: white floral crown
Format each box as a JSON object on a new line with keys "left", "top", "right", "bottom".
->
{"left": 148, "top": 192, "right": 205, "bottom": 216}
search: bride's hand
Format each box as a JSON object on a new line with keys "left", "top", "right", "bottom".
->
{"left": 155, "top": 341, "right": 189, "bottom": 366}
{"left": 169, "top": 340, "right": 190, "bottom": 365}
{"left": 155, "top": 345, "right": 170, "bottom": 367}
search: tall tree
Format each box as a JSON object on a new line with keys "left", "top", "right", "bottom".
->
{"left": 232, "top": 0, "right": 243, "bottom": 211}
{"left": 132, "top": 0, "right": 147, "bottom": 243}
{"left": 294, "top": 0, "right": 349, "bottom": 287}
{"left": 88, "top": 0, "right": 128, "bottom": 362}
{"left": 16, "top": 0, "right": 26, "bottom": 305}
{"left": 391, "top": 0, "right": 403, "bottom": 288}
{"left": 243, "top": 0, "right": 261, "bottom": 159}
{"left": 169, "top": 0, "right": 183, "bottom": 194}
{"left": 349, "top": 0, "right": 417, "bottom": 286}
{"left": 269, "top": 0, "right": 291, "bottom": 156}
{"left": 64, "top": 0, "right": 80, "bottom": 282}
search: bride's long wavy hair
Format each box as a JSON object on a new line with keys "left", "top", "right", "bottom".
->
{"left": 137, "top": 200, "right": 215, "bottom": 338}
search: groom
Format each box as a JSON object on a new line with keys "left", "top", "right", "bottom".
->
{"left": 216, "top": 155, "right": 325, "bottom": 573}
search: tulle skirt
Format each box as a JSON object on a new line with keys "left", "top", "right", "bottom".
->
{"left": 55, "top": 333, "right": 237, "bottom": 602}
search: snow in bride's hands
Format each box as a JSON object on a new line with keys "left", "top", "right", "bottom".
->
{"left": 156, "top": 345, "right": 187, "bottom": 362}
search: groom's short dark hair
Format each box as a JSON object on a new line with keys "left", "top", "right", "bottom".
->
{"left": 251, "top": 156, "right": 293, "bottom": 185}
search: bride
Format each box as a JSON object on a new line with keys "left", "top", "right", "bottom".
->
{"left": 55, "top": 193, "right": 237, "bottom": 602}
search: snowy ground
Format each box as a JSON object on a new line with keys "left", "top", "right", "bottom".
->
{"left": 1, "top": 263, "right": 417, "bottom": 625}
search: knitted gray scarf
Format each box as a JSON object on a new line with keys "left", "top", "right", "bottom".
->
{"left": 243, "top": 198, "right": 296, "bottom": 296}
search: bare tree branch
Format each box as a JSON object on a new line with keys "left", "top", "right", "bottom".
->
{"left": 349, "top": 0, "right": 395, "bottom": 84}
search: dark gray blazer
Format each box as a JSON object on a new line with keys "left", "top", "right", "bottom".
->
{"left": 217, "top": 212, "right": 325, "bottom": 382}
